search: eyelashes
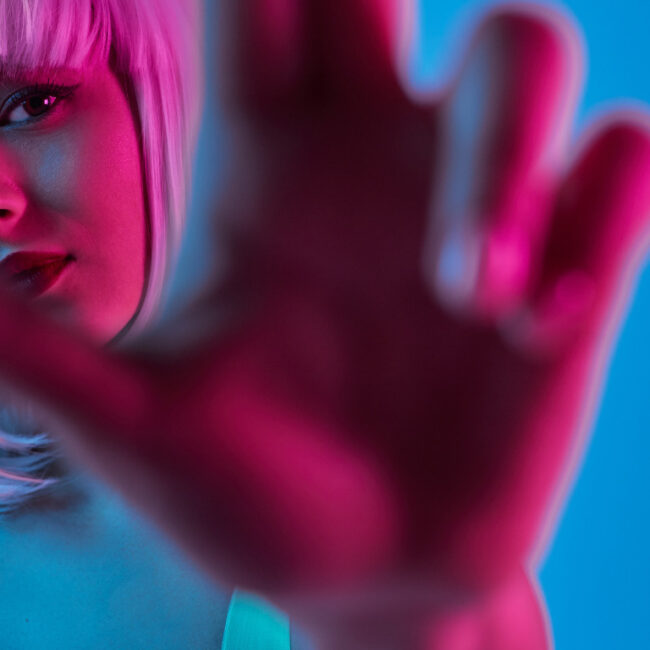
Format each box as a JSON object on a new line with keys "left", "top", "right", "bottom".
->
{"left": 0, "top": 83, "right": 79, "bottom": 127}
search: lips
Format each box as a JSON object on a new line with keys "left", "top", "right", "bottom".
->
{"left": 0, "top": 252, "right": 74, "bottom": 298}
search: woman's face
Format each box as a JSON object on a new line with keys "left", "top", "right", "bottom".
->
{"left": 0, "top": 63, "right": 146, "bottom": 343}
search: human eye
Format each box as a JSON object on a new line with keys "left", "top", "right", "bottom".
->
{"left": 0, "top": 83, "right": 78, "bottom": 126}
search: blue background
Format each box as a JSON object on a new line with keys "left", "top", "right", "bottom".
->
{"left": 177, "top": 2, "right": 650, "bottom": 648}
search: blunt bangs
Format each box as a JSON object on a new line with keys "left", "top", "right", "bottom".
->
{"left": 0, "top": 0, "right": 110, "bottom": 73}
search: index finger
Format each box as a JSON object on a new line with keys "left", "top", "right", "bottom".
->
{"left": 217, "top": 0, "right": 416, "bottom": 118}
{"left": 217, "top": 0, "right": 307, "bottom": 116}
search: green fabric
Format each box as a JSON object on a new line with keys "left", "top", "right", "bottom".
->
{"left": 221, "top": 590, "right": 291, "bottom": 650}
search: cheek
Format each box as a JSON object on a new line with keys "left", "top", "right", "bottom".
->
{"left": 29, "top": 135, "right": 82, "bottom": 213}
{"left": 20, "top": 113, "right": 147, "bottom": 340}
{"left": 74, "top": 116, "right": 147, "bottom": 337}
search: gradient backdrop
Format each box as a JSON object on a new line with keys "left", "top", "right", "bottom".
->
{"left": 175, "top": 2, "right": 650, "bottom": 648}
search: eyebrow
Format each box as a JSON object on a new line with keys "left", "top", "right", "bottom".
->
{"left": 0, "top": 63, "right": 85, "bottom": 90}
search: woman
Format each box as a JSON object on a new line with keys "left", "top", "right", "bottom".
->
{"left": 1, "top": 1, "right": 650, "bottom": 649}
{"left": 0, "top": 1, "right": 296, "bottom": 647}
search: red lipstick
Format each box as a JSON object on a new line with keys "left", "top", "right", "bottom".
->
{"left": 0, "top": 252, "right": 74, "bottom": 298}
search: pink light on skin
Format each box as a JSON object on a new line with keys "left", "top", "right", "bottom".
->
{"left": 427, "top": 4, "right": 579, "bottom": 321}
{"left": 0, "top": 64, "right": 146, "bottom": 343}
{"left": 476, "top": 221, "right": 534, "bottom": 317}
{"left": 0, "top": 3, "right": 649, "bottom": 650}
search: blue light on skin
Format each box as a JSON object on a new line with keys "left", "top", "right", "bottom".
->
{"left": 0, "top": 476, "right": 231, "bottom": 649}
{"left": 429, "top": 34, "right": 494, "bottom": 310}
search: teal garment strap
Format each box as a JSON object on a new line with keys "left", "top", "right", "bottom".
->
{"left": 221, "top": 589, "right": 291, "bottom": 650}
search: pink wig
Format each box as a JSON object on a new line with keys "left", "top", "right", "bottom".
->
{"left": 0, "top": 0, "right": 203, "bottom": 510}
{"left": 0, "top": 0, "right": 203, "bottom": 329}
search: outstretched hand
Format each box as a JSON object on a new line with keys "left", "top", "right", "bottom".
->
{"left": 1, "top": 1, "right": 649, "bottom": 647}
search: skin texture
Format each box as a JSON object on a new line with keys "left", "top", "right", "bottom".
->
{"left": 0, "top": 2, "right": 648, "bottom": 648}
{"left": 0, "top": 64, "right": 146, "bottom": 343}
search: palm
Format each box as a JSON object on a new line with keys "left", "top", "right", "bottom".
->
{"left": 204, "top": 2, "right": 641, "bottom": 589}
{"left": 0, "top": 2, "right": 649, "bottom": 647}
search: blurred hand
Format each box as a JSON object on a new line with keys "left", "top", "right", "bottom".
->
{"left": 1, "top": 2, "right": 649, "bottom": 648}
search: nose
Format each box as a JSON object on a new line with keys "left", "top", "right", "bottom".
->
{"left": 0, "top": 182, "right": 27, "bottom": 221}
{"left": 0, "top": 148, "right": 28, "bottom": 239}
